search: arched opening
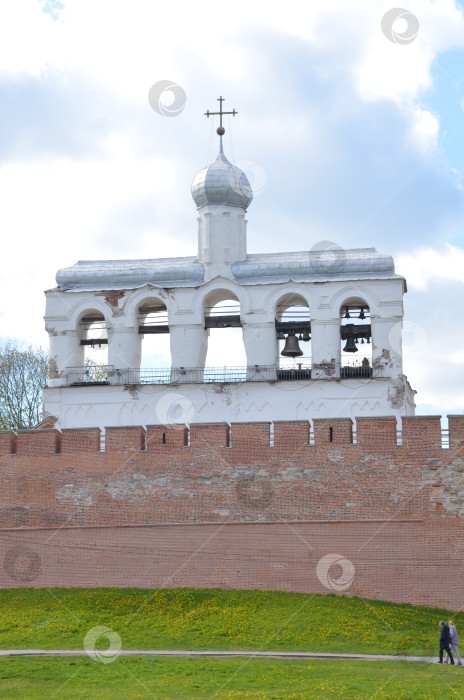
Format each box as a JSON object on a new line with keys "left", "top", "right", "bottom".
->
{"left": 78, "top": 311, "right": 109, "bottom": 383}
{"left": 137, "top": 299, "right": 170, "bottom": 381}
{"left": 204, "top": 290, "right": 246, "bottom": 379}
{"left": 275, "top": 293, "right": 311, "bottom": 378}
{"left": 340, "top": 298, "right": 372, "bottom": 378}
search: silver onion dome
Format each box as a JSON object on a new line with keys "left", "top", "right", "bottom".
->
{"left": 191, "top": 140, "right": 253, "bottom": 210}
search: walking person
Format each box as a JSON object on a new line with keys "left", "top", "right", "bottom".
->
{"left": 438, "top": 620, "right": 455, "bottom": 665}
{"left": 448, "top": 621, "right": 462, "bottom": 666}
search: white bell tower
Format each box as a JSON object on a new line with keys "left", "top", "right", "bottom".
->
{"left": 42, "top": 95, "right": 416, "bottom": 431}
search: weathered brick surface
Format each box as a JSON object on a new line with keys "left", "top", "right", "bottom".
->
{"left": 356, "top": 416, "right": 396, "bottom": 449}
{"left": 15, "top": 429, "right": 60, "bottom": 457}
{"left": 61, "top": 429, "right": 101, "bottom": 454}
{"left": 402, "top": 415, "right": 442, "bottom": 449}
{"left": 313, "top": 418, "right": 353, "bottom": 446}
{"left": 0, "top": 416, "right": 463, "bottom": 608}
{"left": 106, "top": 426, "right": 146, "bottom": 453}
{"left": 0, "top": 521, "right": 463, "bottom": 609}
{"left": 273, "top": 421, "right": 309, "bottom": 448}
{"left": 0, "top": 431, "right": 15, "bottom": 456}
{"left": 146, "top": 425, "right": 187, "bottom": 449}
{"left": 449, "top": 415, "right": 464, "bottom": 454}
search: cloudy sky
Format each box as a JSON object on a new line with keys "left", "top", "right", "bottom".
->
{"left": 0, "top": 0, "right": 463, "bottom": 418}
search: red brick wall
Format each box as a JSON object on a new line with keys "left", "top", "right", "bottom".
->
{"left": 0, "top": 416, "right": 463, "bottom": 609}
{"left": 61, "top": 428, "right": 101, "bottom": 454}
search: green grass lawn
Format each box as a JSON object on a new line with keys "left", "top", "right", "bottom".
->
{"left": 1, "top": 588, "right": 463, "bottom": 699}
{"left": 0, "top": 587, "right": 459, "bottom": 656}
{"left": 1, "top": 656, "right": 464, "bottom": 699}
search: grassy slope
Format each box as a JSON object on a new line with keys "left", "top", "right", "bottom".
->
{"left": 1, "top": 657, "right": 464, "bottom": 699}
{"left": 0, "top": 588, "right": 460, "bottom": 656}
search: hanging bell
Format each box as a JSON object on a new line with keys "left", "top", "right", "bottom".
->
{"left": 344, "top": 307, "right": 351, "bottom": 319}
{"left": 358, "top": 307, "right": 366, "bottom": 320}
{"left": 360, "top": 337, "right": 365, "bottom": 344}
{"left": 302, "top": 331, "right": 311, "bottom": 342}
{"left": 343, "top": 336, "right": 358, "bottom": 353}
{"left": 281, "top": 330, "right": 303, "bottom": 357}
{"left": 367, "top": 337, "right": 371, "bottom": 344}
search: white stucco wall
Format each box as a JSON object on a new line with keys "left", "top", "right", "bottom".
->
{"left": 43, "top": 375, "right": 415, "bottom": 432}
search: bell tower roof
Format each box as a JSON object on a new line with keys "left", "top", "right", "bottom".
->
{"left": 191, "top": 139, "right": 253, "bottom": 210}
{"left": 191, "top": 95, "right": 253, "bottom": 211}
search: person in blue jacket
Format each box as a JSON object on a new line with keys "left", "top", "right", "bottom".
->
{"left": 438, "top": 621, "right": 454, "bottom": 665}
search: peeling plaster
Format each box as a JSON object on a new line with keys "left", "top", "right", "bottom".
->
{"left": 95, "top": 291, "right": 127, "bottom": 317}
{"left": 49, "top": 358, "right": 61, "bottom": 379}
{"left": 388, "top": 378, "right": 406, "bottom": 409}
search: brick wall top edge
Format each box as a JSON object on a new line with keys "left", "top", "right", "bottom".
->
{"left": 147, "top": 423, "right": 226, "bottom": 428}
{"left": 0, "top": 416, "right": 456, "bottom": 433}
{"left": 355, "top": 416, "right": 397, "bottom": 422}
{"left": 227, "top": 421, "right": 272, "bottom": 426}
{"left": 105, "top": 426, "right": 147, "bottom": 431}
{"left": 61, "top": 427, "right": 101, "bottom": 433}
{"left": 402, "top": 416, "right": 442, "bottom": 420}
{"left": 16, "top": 428, "right": 61, "bottom": 435}
{"left": 272, "top": 420, "right": 309, "bottom": 425}
{"left": 313, "top": 418, "right": 354, "bottom": 424}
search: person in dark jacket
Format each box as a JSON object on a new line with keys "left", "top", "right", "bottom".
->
{"left": 438, "top": 621, "right": 455, "bottom": 664}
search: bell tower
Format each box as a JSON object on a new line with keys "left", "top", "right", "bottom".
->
{"left": 43, "top": 95, "right": 416, "bottom": 431}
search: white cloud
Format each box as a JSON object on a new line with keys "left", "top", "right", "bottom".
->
{"left": 0, "top": 0, "right": 58, "bottom": 78}
{"left": 407, "top": 106, "right": 439, "bottom": 154}
{"left": 396, "top": 244, "right": 464, "bottom": 290}
{"left": 0, "top": 0, "right": 463, "bottom": 420}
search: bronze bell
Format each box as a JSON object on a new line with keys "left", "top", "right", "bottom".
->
{"left": 281, "top": 330, "right": 303, "bottom": 357}
{"left": 343, "top": 336, "right": 358, "bottom": 353}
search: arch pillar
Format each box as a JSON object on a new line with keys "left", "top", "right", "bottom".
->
{"left": 242, "top": 322, "right": 278, "bottom": 379}
{"left": 170, "top": 324, "right": 208, "bottom": 373}
{"left": 310, "top": 319, "right": 341, "bottom": 379}
{"left": 108, "top": 327, "right": 141, "bottom": 384}
{"left": 371, "top": 317, "right": 403, "bottom": 378}
{"left": 48, "top": 331, "right": 84, "bottom": 387}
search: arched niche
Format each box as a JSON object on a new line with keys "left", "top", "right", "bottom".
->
{"left": 136, "top": 296, "right": 170, "bottom": 372}
{"left": 339, "top": 296, "right": 372, "bottom": 377}
{"left": 203, "top": 288, "right": 247, "bottom": 370}
{"left": 275, "top": 292, "right": 311, "bottom": 370}
{"left": 76, "top": 309, "right": 109, "bottom": 382}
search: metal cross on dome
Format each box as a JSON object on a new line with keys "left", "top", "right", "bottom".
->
{"left": 204, "top": 96, "right": 237, "bottom": 135}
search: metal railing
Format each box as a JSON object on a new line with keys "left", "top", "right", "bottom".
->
{"left": 63, "top": 358, "right": 379, "bottom": 387}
